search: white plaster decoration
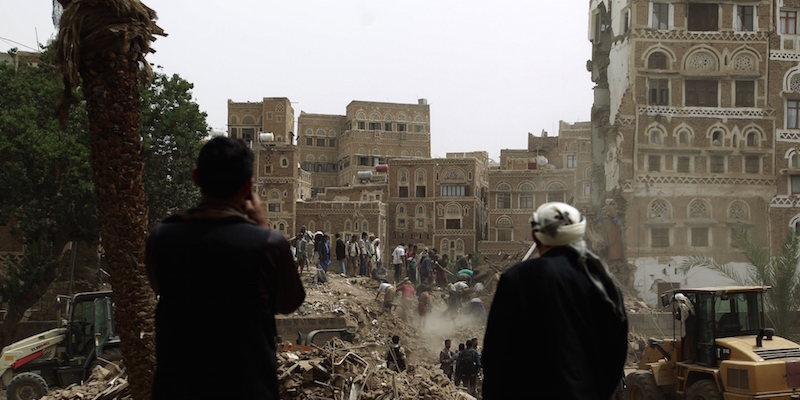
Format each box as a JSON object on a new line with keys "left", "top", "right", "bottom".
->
{"left": 687, "top": 52, "right": 716, "bottom": 71}
{"left": 733, "top": 55, "right": 755, "bottom": 71}
{"left": 637, "top": 175, "right": 775, "bottom": 186}
{"left": 770, "top": 195, "right": 800, "bottom": 208}
{"left": 791, "top": 75, "right": 800, "bottom": 93}
{"left": 771, "top": 51, "right": 800, "bottom": 62}
{"left": 650, "top": 200, "right": 669, "bottom": 219}
{"left": 689, "top": 200, "right": 709, "bottom": 218}
{"left": 777, "top": 130, "right": 800, "bottom": 142}
{"left": 635, "top": 28, "right": 767, "bottom": 42}
{"left": 639, "top": 106, "right": 773, "bottom": 120}
{"left": 729, "top": 202, "right": 747, "bottom": 219}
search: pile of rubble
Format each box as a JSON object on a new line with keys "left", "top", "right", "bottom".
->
{"left": 277, "top": 337, "right": 475, "bottom": 400}
{"left": 41, "top": 363, "right": 129, "bottom": 400}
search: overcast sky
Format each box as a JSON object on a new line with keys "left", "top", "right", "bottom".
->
{"left": 2, "top": 1, "right": 593, "bottom": 160}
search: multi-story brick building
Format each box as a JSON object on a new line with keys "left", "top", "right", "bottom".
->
{"left": 387, "top": 153, "right": 489, "bottom": 261}
{"left": 228, "top": 97, "right": 592, "bottom": 267}
{"left": 298, "top": 100, "right": 431, "bottom": 194}
{"left": 588, "top": 0, "right": 786, "bottom": 304}
{"left": 227, "top": 98, "right": 305, "bottom": 236}
{"left": 481, "top": 122, "right": 593, "bottom": 261}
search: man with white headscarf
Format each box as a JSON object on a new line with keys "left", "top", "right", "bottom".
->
{"left": 482, "top": 202, "right": 628, "bottom": 400}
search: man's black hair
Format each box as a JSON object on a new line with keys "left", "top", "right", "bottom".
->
{"left": 392, "top": 335, "right": 400, "bottom": 344}
{"left": 335, "top": 233, "right": 341, "bottom": 238}
{"left": 195, "top": 137, "right": 254, "bottom": 199}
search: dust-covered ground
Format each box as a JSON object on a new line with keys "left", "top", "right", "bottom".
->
{"left": 299, "top": 268, "right": 490, "bottom": 366}
{"left": 35, "top": 251, "right": 647, "bottom": 400}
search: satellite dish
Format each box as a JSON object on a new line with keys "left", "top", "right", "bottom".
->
{"left": 536, "top": 156, "right": 549, "bottom": 166}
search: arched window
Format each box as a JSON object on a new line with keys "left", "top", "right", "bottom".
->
{"left": 496, "top": 183, "right": 511, "bottom": 209}
{"left": 648, "top": 52, "right": 668, "bottom": 69}
{"left": 712, "top": 130, "right": 723, "bottom": 146}
{"left": 650, "top": 200, "right": 670, "bottom": 219}
{"left": 689, "top": 200, "right": 710, "bottom": 218}
{"left": 791, "top": 153, "right": 800, "bottom": 169}
{"left": 496, "top": 216, "right": 513, "bottom": 241}
{"left": 519, "top": 183, "right": 535, "bottom": 209}
{"left": 650, "top": 130, "right": 662, "bottom": 144}
{"left": 729, "top": 201, "right": 749, "bottom": 220}
{"left": 547, "top": 182, "right": 566, "bottom": 203}
{"left": 679, "top": 131, "right": 689, "bottom": 145}
{"left": 746, "top": 131, "right": 758, "bottom": 147}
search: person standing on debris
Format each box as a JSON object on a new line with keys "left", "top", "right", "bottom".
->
{"left": 406, "top": 244, "right": 418, "bottom": 281}
{"left": 347, "top": 234, "right": 361, "bottom": 277}
{"left": 359, "top": 232, "right": 368, "bottom": 276}
{"left": 482, "top": 202, "right": 628, "bottom": 400}
{"left": 319, "top": 234, "right": 331, "bottom": 272}
{"left": 146, "top": 137, "right": 305, "bottom": 400}
{"left": 373, "top": 237, "right": 381, "bottom": 268}
{"left": 456, "top": 338, "right": 481, "bottom": 396}
{"left": 439, "top": 339, "right": 455, "bottom": 380}
{"left": 386, "top": 335, "right": 407, "bottom": 372}
{"left": 454, "top": 342, "right": 466, "bottom": 387}
{"left": 296, "top": 233, "right": 308, "bottom": 274}
{"left": 335, "top": 233, "right": 347, "bottom": 276}
{"left": 419, "top": 249, "right": 432, "bottom": 284}
{"left": 391, "top": 242, "right": 406, "bottom": 283}
{"left": 365, "top": 233, "right": 376, "bottom": 277}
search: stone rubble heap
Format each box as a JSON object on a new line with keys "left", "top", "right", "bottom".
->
{"left": 41, "top": 362, "right": 129, "bottom": 400}
{"left": 277, "top": 337, "right": 475, "bottom": 400}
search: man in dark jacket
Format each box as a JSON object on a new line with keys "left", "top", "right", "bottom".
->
{"left": 482, "top": 202, "right": 628, "bottom": 400}
{"left": 146, "top": 137, "right": 305, "bottom": 400}
{"left": 335, "top": 233, "right": 346, "bottom": 276}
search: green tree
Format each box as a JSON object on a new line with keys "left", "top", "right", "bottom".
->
{"left": 682, "top": 225, "right": 800, "bottom": 336}
{"left": 141, "top": 71, "right": 206, "bottom": 228}
{"left": 0, "top": 49, "right": 97, "bottom": 345}
{"left": 0, "top": 49, "right": 208, "bottom": 353}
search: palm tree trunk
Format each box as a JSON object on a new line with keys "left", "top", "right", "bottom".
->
{"left": 81, "top": 48, "right": 155, "bottom": 400}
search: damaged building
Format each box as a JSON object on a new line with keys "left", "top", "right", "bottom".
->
{"left": 588, "top": 0, "right": 800, "bottom": 304}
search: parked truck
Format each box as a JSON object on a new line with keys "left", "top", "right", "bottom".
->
{"left": 0, "top": 291, "right": 121, "bottom": 400}
{"left": 626, "top": 286, "right": 800, "bottom": 400}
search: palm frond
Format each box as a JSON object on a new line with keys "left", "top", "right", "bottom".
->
{"left": 53, "top": 0, "right": 165, "bottom": 125}
{"left": 680, "top": 254, "right": 749, "bottom": 286}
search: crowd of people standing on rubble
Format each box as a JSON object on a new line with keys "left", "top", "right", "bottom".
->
{"left": 145, "top": 138, "right": 626, "bottom": 400}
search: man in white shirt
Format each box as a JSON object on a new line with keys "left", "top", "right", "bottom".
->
{"left": 391, "top": 243, "right": 406, "bottom": 283}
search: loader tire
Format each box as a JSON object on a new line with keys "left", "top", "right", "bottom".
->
{"left": 686, "top": 379, "right": 723, "bottom": 400}
{"left": 7, "top": 372, "right": 48, "bottom": 400}
{"left": 625, "top": 370, "right": 664, "bottom": 400}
